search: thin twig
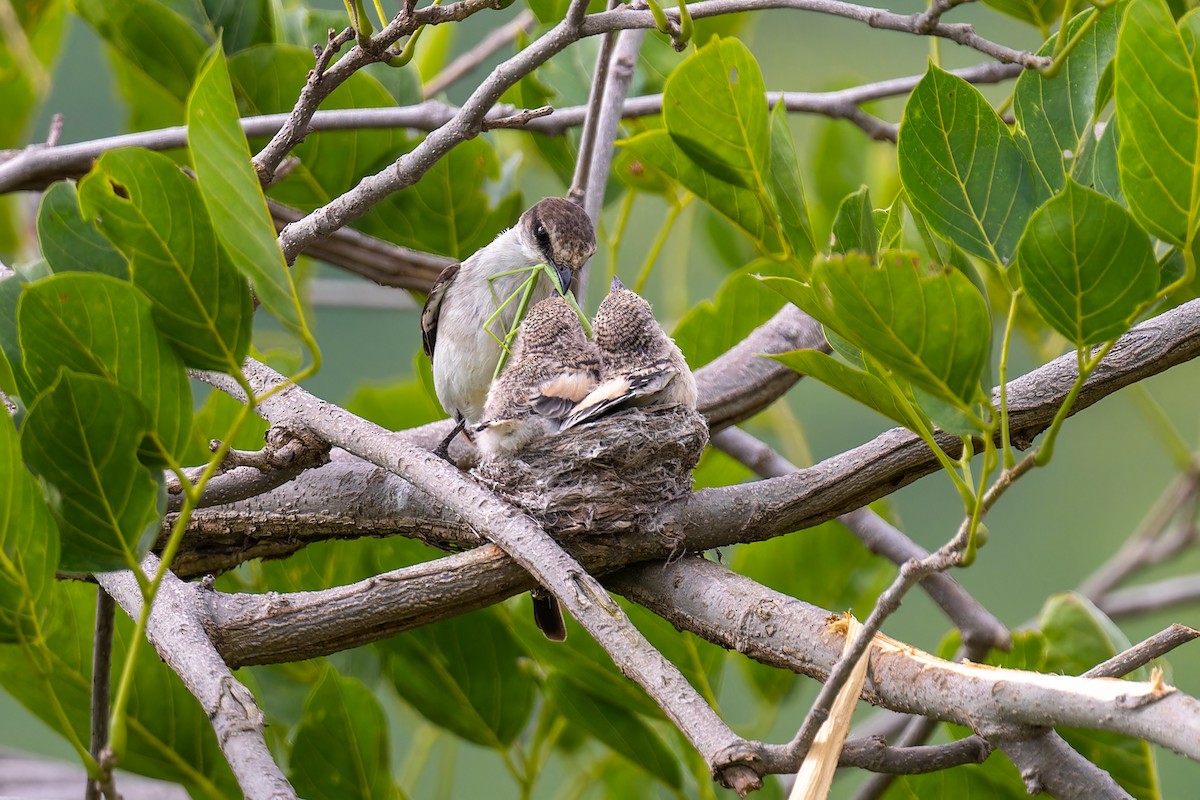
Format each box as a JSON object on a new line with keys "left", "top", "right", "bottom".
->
{"left": 424, "top": 9, "right": 536, "bottom": 97}
{"left": 1084, "top": 623, "right": 1200, "bottom": 679}
{"left": 1098, "top": 575, "right": 1200, "bottom": 618}
{"left": 0, "top": 62, "right": 1020, "bottom": 194}
{"left": 85, "top": 587, "right": 115, "bottom": 800}
{"left": 480, "top": 105, "right": 553, "bottom": 129}
{"left": 568, "top": 0, "right": 620, "bottom": 208}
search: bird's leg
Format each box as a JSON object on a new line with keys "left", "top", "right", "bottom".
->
{"left": 433, "top": 418, "right": 467, "bottom": 463}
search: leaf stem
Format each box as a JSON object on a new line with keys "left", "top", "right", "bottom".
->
{"left": 634, "top": 196, "right": 689, "bottom": 293}
{"left": 998, "top": 288, "right": 1021, "bottom": 468}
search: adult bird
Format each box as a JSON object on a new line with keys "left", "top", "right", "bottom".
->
{"left": 561, "top": 276, "right": 697, "bottom": 429}
{"left": 420, "top": 197, "right": 596, "bottom": 460}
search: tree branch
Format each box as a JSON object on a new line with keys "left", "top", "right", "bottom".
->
{"left": 95, "top": 557, "right": 295, "bottom": 800}
{"left": 423, "top": 9, "right": 536, "bottom": 97}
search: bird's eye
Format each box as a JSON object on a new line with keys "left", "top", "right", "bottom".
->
{"left": 534, "top": 223, "right": 550, "bottom": 248}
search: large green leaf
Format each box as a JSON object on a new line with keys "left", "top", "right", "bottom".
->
{"left": 36, "top": 182, "right": 129, "bottom": 279}
{"left": 0, "top": 413, "right": 58, "bottom": 643}
{"left": 543, "top": 672, "right": 683, "bottom": 789}
{"left": 19, "top": 273, "right": 192, "bottom": 460}
{"left": 75, "top": 0, "right": 208, "bottom": 104}
{"left": 77, "top": 148, "right": 253, "bottom": 373}
{"left": 20, "top": 372, "right": 162, "bottom": 574}
{"left": 621, "top": 129, "right": 781, "bottom": 253}
{"left": 289, "top": 669, "right": 393, "bottom": 800}
{"left": 763, "top": 251, "right": 991, "bottom": 410}
{"left": 203, "top": 0, "right": 274, "bottom": 52}
{"left": 0, "top": 581, "right": 238, "bottom": 795}
{"left": 770, "top": 349, "right": 920, "bottom": 430}
{"left": 361, "top": 136, "right": 523, "bottom": 260}
{"left": 899, "top": 64, "right": 1041, "bottom": 266}
{"left": 1114, "top": 0, "right": 1200, "bottom": 247}
{"left": 1015, "top": 180, "right": 1157, "bottom": 345}
{"left": 1014, "top": 5, "right": 1121, "bottom": 194}
{"left": 381, "top": 609, "right": 534, "bottom": 748}
{"left": 766, "top": 103, "right": 819, "bottom": 267}
{"left": 663, "top": 38, "right": 769, "bottom": 191}
{"left": 189, "top": 46, "right": 305, "bottom": 336}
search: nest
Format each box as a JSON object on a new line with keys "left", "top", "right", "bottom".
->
{"left": 471, "top": 405, "right": 709, "bottom": 535}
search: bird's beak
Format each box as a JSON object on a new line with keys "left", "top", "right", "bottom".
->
{"left": 611, "top": 275, "right": 626, "bottom": 291}
{"left": 551, "top": 260, "right": 575, "bottom": 295}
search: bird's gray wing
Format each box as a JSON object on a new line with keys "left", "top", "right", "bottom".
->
{"left": 559, "top": 361, "right": 677, "bottom": 430}
{"left": 420, "top": 262, "right": 460, "bottom": 358}
{"left": 529, "top": 371, "right": 596, "bottom": 420}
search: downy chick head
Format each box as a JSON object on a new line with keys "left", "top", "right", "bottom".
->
{"left": 593, "top": 276, "right": 661, "bottom": 358}
{"left": 516, "top": 198, "right": 596, "bottom": 295}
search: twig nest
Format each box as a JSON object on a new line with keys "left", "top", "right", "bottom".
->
{"left": 472, "top": 405, "right": 709, "bottom": 534}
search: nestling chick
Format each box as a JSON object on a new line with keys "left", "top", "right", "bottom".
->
{"left": 421, "top": 197, "right": 596, "bottom": 459}
{"left": 561, "top": 277, "right": 697, "bottom": 430}
{"left": 475, "top": 296, "right": 601, "bottom": 458}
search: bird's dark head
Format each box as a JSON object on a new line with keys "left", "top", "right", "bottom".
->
{"left": 514, "top": 296, "right": 590, "bottom": 358}
{"left": 518, "top": 197, "right": 596, "bottom": 294}
{"left": 593, "top": 277, "right": 657, "bottom": 352}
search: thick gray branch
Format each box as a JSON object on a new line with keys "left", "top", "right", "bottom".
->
{"left": 608, "top": 556, "right": 1200, "bottom": 761}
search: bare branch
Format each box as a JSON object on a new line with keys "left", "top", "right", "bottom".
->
{"left": 608, "top": 556, "right": 1200, "bottom": 762}
{"left": 96, "top": 557, "right": 295, "bottom": 800}
{"left": 1085, "top": 624, "right": 1200, "bottom": 679}
{"left": 424, "top": 9, "right": 536, "bottom": 97}
{"left": 1098, "top": 575, "right": 1200, "bottom": 618}
{"left": 86, "top": 588, "right": 115, "bottom": 800}
{"left": 839, "top": 735, "right": 990, "bottom": 773}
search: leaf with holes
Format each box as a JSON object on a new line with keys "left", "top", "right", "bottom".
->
{"left": 77, "top": 148, "right": 252, "bottom": 373}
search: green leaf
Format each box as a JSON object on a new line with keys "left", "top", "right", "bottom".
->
{"left": 766, "top": 101, "right": 818, "bottom": 266}
{"left": 899, "top": 64, "right": 1042, "bottom": 266}
{"left": 75, "top": 0, "right": 208, "bottom": 104}
{"left": 672, "top": 260, "right": 790, "bottom": 370}
{"left": 1114, "top": 0, "right": 1200, "bottom": 247}
{"left": 289, "top": 669, "right": 393, "bottom": 800}
{"left": 1092, "top": 120, "right": 1123, "bottom": 202}
{"left": 20, "top": 372, "right": 162, "bottom": 574}
{"left": 663, "top": 38, "right": 768, "bottom": 191}
{"left": 0, "top": 581, "right": 238, "bottom": 794}
{"left": 0, "top": 413, "right": 58, "bottom": 643}
{"left": 763, "top": 251, "right": 991, "bottom": 410}
{"left": 77, "top": 148, "right": 252, "bottom": 372}
{"left": 1039, "top": 594, "right": 1160, "bottom": 800}
{"left": 189, "top": 46, "right": 306, "bottom": 336}
{"left": 621, "top": 129, "right": 781, "bottom": 252}
{"left": 0, "top": 1, "right": 66, "bottom": 150}
{"left": 770, "top": 349, "right": 920, "bottom": 430}
{"left": 36, "top": 182, "right": 129, "bottom": 279}
{"left": 527, "top": 0, "right": 571, "bottom": 25}
{"left": 830, "top": 185, "right": 878, "bottom": 257}
{"left": 361, "top": 137, "right": 522, "bottom": 260}
{"left": 19, "top": 273, "right": 192, "bottom": 461}
{"left": 1015, "top": 180, "right": 1157, "bottom": 346}
{"left": 382, "top": 609, "right": 534, "bottom": 748}
{"left": 1014, "top": 5, "right": 1121, "bottom": 194}
{"left": 892, "top": 760, "right": 1029, "bottom": 799}
{"left": 203, "top": 0, "right": 274, "bottom": 52}
{"left": 983, "top": 0, "right": 1068, "bottom": 34}
{"left": 543, "top": 672, "right": 683, "bottom": 789}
